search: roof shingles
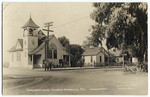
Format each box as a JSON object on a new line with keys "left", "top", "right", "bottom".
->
{"left": 8, "top": 39, "right": 23, "bottom": 52}
{"left": 82, "top": 47, "right": 101, "bottom": 56}
{"left": 28, "top": 35, "right": 53, "bottom": 54}
{"left": 82, "top": 47, "right": 110, "bottom": 56}
{"left": 22, "top": 17, "right": 39, "bottom": 28}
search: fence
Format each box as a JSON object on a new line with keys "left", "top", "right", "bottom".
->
{"left": 94, "top": 62, "right": 122, "bottom": 67}
{"left": 94, "top": 61, "right": 138, "bottom": 67}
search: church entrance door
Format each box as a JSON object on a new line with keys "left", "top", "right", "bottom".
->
{"left": 63, "top": 55, "right": 69, "bottom": 67}
{"left": 33, "top": 54, "right": 41, "bottom": 68}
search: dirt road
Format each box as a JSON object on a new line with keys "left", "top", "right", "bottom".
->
{"left": 3, "top": 67, "right": 148, "bottom": 95}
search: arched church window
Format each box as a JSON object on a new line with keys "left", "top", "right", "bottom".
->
{"left": 47, "top": 44, "right": 57, "bottom": 59}
{"left": 54, "top": 50, "right": 57, "bottom": 59}
{"left": 47, "top": 49, "right": 52, "bottom": 59}
{"left": 12, "top": 53, "right": 14, "bottom": 61}
{"left": 49, "top": 44, "right": 57, "bottom": 50}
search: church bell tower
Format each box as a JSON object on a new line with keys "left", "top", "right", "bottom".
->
{"left": 22, "top": 16, "right": 39, "bottom": 53}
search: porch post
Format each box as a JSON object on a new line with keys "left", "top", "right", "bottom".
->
{"left": 108, "top": 56, "right": 110, "bottom": 67}
{"left": 32, "top": 55, "right": 34, "bottom": 65}
{"left": 69, "top": 55, "right": 71, "bottom": 67}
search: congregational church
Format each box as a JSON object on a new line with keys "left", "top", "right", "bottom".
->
{"left": 8, "top": 17, "right": 71, "bottom": 69}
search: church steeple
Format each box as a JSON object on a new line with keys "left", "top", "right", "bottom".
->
{"left": 30, "top": 13, "right": 31, "bottom": 18}
{"left": 22, "top": 17, "right": 39, "bottom": 28}
{"left": 22, "top": 16, "right": 38, "bottom": 53}
{"left": 22, "top": 16, "right": 39, "bottom": 37}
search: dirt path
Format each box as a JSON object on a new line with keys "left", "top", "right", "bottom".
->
{"left": 3, "top": 68, "right": 148, "bottom": 95}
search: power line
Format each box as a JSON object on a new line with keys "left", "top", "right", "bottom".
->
{"left": 67, "top": 20, "right": 77, "bottom": 36}
{"left": 51, "top": 16, "right": 89, "bottom": 29}
{"left": 42, "top": 16, "right": 90, "bottom": 36}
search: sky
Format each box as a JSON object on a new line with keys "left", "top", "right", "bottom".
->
{"left": 3, "top": 2, "right": 96, "bottom": 62}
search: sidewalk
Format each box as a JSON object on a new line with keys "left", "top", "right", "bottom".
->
{"left": 33, "top": 66, "right": 123, "bottom": 71}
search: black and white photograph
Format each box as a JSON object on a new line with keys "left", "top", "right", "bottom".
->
{"left": 2, "top": 2, "right": 148, "bottom": 95}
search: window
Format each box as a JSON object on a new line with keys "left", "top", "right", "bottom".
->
{"left": 12, "top": 53, "right": 14, "bottom": 61}
{"left": 105, "top": 57, "right": 108, "bottom": 62}
{"left": 100, "top": 56, "right": 102, "bottom": 63}
{"left": 16, "top": 52, "right": 21, "bottom": 61}
{"left": 30, "top": 55, "right": 32, "bottom": 61}
{"left": 29, "top": 28, "right": 33, "bottom": 36}
{"left": 32, "top": 40, "right": 35, "bottom": 45}
{"left": 24, "top": 41, "right": 26, "bottom": 45}
{"left": 23, "top": 31, "right": 25, "bottom": 37}
{"left": 25, "top": 52, "right": 26, "bottom": 57}
{"left": 91, "top": 56, "right": 93, "bottom": 62}
{"left": 16, "top": 53, "right": 18, "bottom": 61}
{"left": 117, "top": 58, "right": 119, "bottom": 62}
{"left": 47, "top": 49, "right": 52, "bottom": 59}
{"left": 54, "top": 50, "right": 57, "bottom": 59}
{"left": 47, "top": 44, "right": 57, "bottom": 59}
{"left": 19, "top": 52, "right": 21, "bottom": 61}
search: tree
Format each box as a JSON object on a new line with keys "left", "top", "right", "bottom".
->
{"left": 68, "top": 44, "right": 84, "bottom": 67}
{"left": 89, "top": 3, "right": 147, "bottom": 67}
{"left": 82, "top": 36, "right": 95, "bottom": 49}
{"left": 58, "top": 36, "right": 70, "bottom": 47}
{"left": 58, "top": 36, "right": 84, "bottom": 67}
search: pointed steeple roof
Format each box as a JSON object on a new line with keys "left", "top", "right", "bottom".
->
{"left": 22, "top": 17, "right": 39, "bottom": 28}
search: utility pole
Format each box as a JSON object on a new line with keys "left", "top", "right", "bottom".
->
{"left": 42, "top": 22, "right": 53, "bottom": 71}
{"left": 140, "top": 25, "right": 144, "bottom": 71}
{"left": 122, "top": 32, "right": 125, "bottom": 68}
{"left": 43, "top": 22, "right": 54, "bottom": 37}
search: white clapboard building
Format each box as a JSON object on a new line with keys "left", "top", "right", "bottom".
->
{"left": 82, "top": 47, "right": 111, "bottom": 66}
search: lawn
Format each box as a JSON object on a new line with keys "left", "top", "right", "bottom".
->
{"left": 3, "top": 67, "right": 148, "bottom": 95}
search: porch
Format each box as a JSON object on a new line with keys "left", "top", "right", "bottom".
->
{"left": 29, "top": 54, "right": 71, "bottom": 68}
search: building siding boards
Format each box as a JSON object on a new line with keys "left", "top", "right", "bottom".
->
{"left": 84, "top": 55, "right": 96, "bottom": 66}
{"left": 96, "top": 52, "right": 105, "bottom": 63}
{"left": 9, "top": 51, "right": 22, "bottom": 67}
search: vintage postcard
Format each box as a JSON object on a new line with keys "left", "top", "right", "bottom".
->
{"left": 3, "top": 2, "right": 148, "bottom": 95}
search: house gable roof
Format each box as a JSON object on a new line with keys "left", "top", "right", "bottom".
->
{"left": 28, "top": 41, "right": 45, "bottom": 54}
{"left": 22, "top": 17, "right": 39, "bottom": 28}
{"left": 51, "top": 35, "right": 69, "bottom": 55}
{"left": 82, "top": 47, "right": 100, "bottom": 56}
{"left": 9, "top": 33, "right": 69, "bottom": 55}
{"left": 38, "top": 30, "right": 46, "bottom": 40}
{"left": 18, "top": 39, "right": 23, "bottom": 48}
{"left": 28, "top": 35, "right": 53, "bottom": 54}
{"left": 28, "top": 34, "right": 69, "bottom": 55}
{"left": 8, "top": 39, "right": 23, "bottom": 52}
{"left": 82, "top": 47, "right": 110, "bottom": 56}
